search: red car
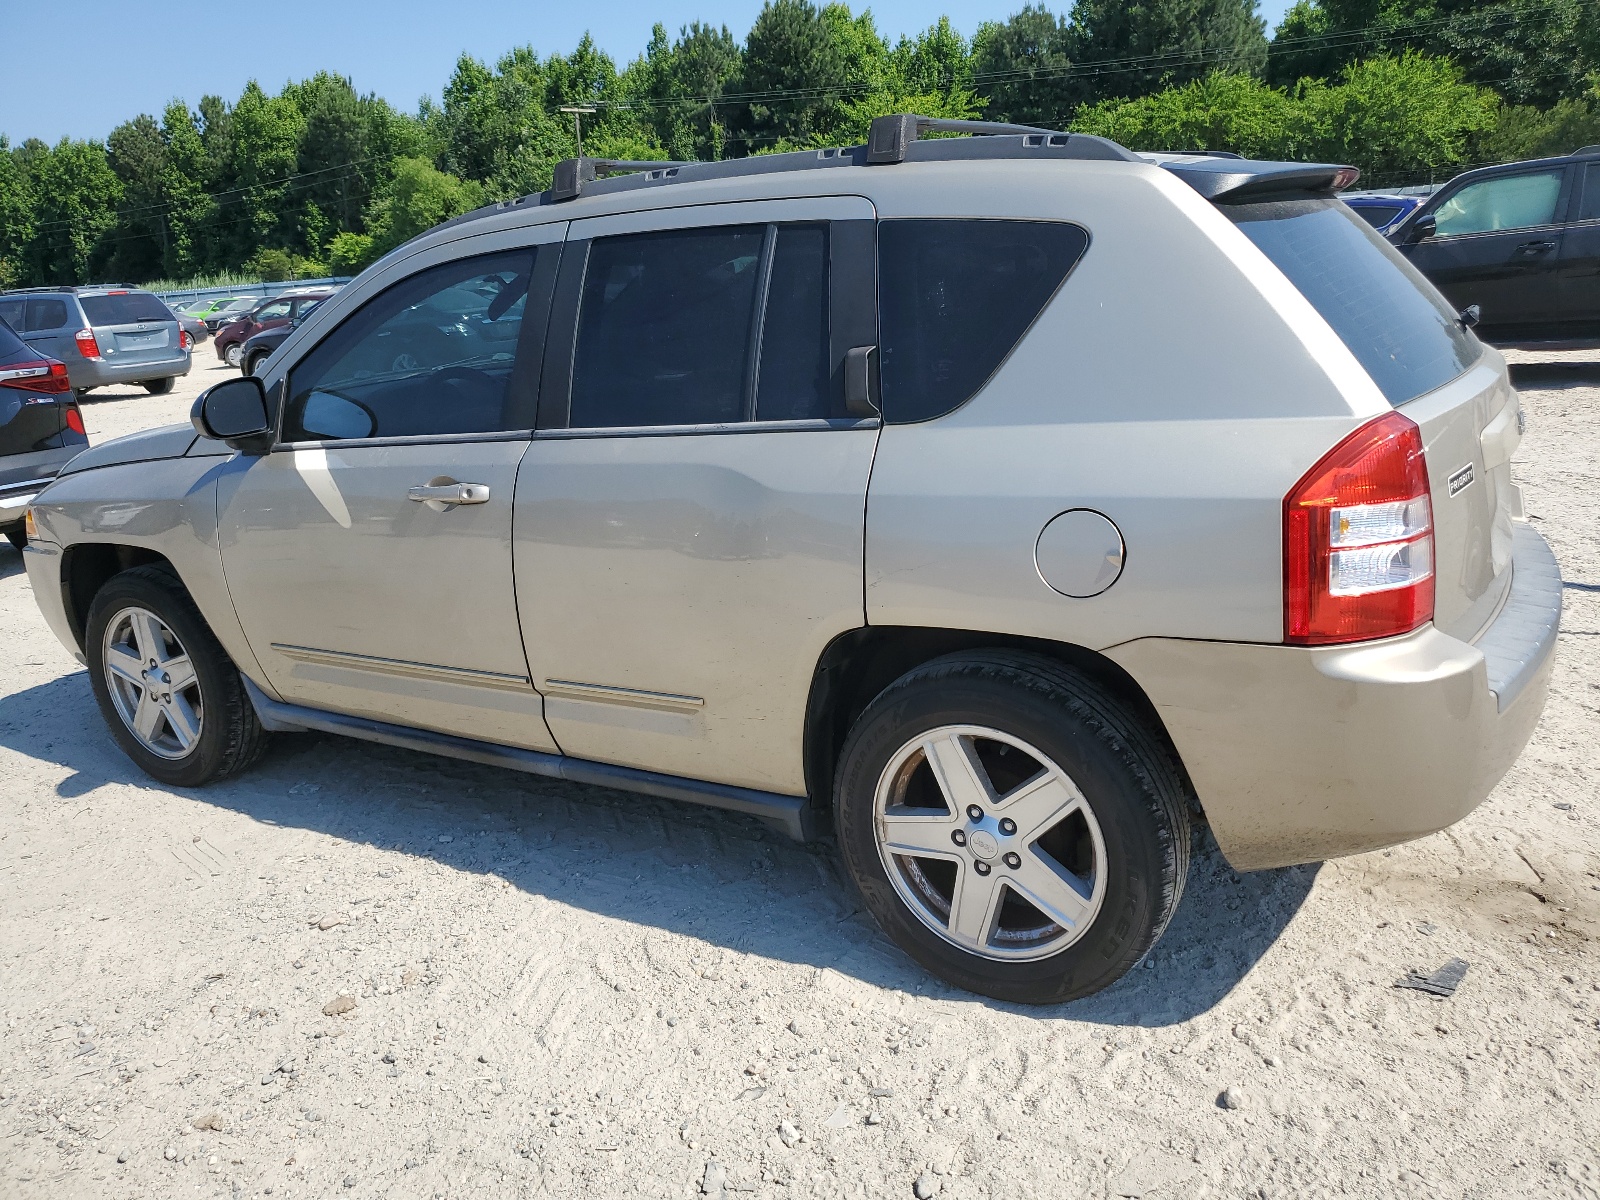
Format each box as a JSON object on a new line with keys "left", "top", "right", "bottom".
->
{"left": 213, "top": 289, "right": 337, "bottom": 368}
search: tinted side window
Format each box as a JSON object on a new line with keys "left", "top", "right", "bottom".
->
{"left": 1580, "top": 162, "right": 1600, "bottom": 222}
{"left": 571, "top": 227, "right": 765, "bottom": 428}
{"left": 25, "top": 298, "right": 69, "bottom": 331}
{"left": 1431, "top": 170, "right": 1563, "bottom": 237}
{"left": 0, "top": 299, "right": 24, "bottom": 331}
{"left": 1229, "top": 198, "right": 1477, "bottom": 406}
{"left": 284, "top": 250, "right": 538, "bottom": 442}
{"left": 79, "top": 292, "right": 174, "bottom": 324}
{"left": 1349, "top": 203, "right": 1402, "bottom": 228}
{"left": 255, "top": 300, "right": 292, "bottom": 321}
{"left": 877, "top": 220, "right": 1089, "bottom": 423}
{"left": 755, "top": 224, "right": 831, "bottom": 421}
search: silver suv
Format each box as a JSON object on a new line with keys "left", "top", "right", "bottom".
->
{"left": 0, "top": 285, "right": 191, "bottom": 395}
{"left": 19, "top": 117, "right": 1562, "bottom": 1003}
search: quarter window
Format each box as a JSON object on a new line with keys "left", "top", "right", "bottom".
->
{"left": 1579, "top": 162, "right": 1600, "bottom": 223}
{"left": 24, "top": 298, "right": 69, "bottom": 331}
{"left": 1431, "top": 171, "right": 1564, "bottom": 238}
{"left": 877, "top": 220, "right": 1089, "bottom": 424}
{"left": 283, "top": 250, "right": 539, "bottom": 442}
{"left": 755, "top": 224, "right": 832, "bottom": 422}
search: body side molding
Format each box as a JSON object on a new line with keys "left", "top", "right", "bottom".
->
{"left": 241, "top": 678, "right": 811, "bottom": 840}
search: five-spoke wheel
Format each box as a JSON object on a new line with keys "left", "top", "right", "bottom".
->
{"left": 101, "top": 606, "right": 203, "bottom": 759}
{"left": 835, "top": 651, "right": 1192, "bottom": 1004}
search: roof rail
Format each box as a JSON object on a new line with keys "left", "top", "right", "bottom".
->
{"left": 551, "top": 157, "right": 694, "bottom": 203}
{"left": 1576, "top": 144, "right": 1600, "bottom": 156}
{"left": 865, "top": 114, "right": 1059, "bottom": 164}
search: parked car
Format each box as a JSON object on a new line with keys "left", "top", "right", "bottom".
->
{"left": 0, "top": 286, "right": 191, "bottom": 395}
{"left": 239, "top": 298, "right": 329, "bottom": 375}
{"left": 173, "top": 310, "right": 209, "bottom": 347}
{"left": 1388, "top": 144, "right": 1600, "bottom": 346}
{"left": 1341, "top": 189, "right": 1429, "bottom": 233}
{"left": 0, "top": 315, "right": 87, "bottom": 551}
{"left": 19, "top": 120, "right": 1560, "bottom": 1004}
{"left": 213, "top": 289, "right": 335, "bottom": 368}
{"left": 202, "top": 297, "right": 262, "bottom": 333}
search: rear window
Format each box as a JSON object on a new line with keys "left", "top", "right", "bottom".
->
{"left": 79, "top": 292, "right": 176, "bottom": 325}
{"left": 1348, "top": 202, "right": 1403, "bottom": 228}
{"left": 878, "top": 219, "right": 1089, "bottom": 423}
{"left": 1227, "top": 198, "right": 1478, "bottom": 406}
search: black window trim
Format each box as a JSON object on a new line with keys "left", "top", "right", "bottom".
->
{"left": 272, "top": 243, "right": 560, "bottom": 449}
{"left": 537, "top": 216, "right": 880, "bottom": 434}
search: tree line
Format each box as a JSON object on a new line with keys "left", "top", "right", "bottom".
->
{"left": 2, "top": 0, "right": 1598, "bottom": 289}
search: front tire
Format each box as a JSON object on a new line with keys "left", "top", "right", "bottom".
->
{"left": 245, "top": 352, "right": 267, "bottom": 377}
{"left": 224, "top": 343, "right": 243, "bottom": 368}
{"left": 143, "top": 376, "right": 175, "bottom": 395}
{"left": 833, "top": 651, "right": 1192, "bottom": 1004}
{"left": 85, "top": 565, "right": 268, "bottom": 787}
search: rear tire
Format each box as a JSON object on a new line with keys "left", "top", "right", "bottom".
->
{"left": 833, "top": 651, "right": 1192, "bottom": 1004}
{"left": 143, "top": 377, "right": 175, "bottom": 395}
{"left": 84, "top": 565, "right": 268, "bottom": 787}
{"left": 224, "top": 344, "right": 243, "bottom": 368}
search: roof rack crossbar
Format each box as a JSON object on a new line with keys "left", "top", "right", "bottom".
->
{"left": 551, "top": 157, "right": 695, "bottom": 203}
{"left": 866, "top": 113, "right": 1065, "bottom": 165}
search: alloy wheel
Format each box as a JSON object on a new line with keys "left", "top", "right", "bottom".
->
{"left": 873, "top": 724, "right": 1107, "bottom": 962}
{"left": 101, "top": 606, "right": 203, "bottom": 760}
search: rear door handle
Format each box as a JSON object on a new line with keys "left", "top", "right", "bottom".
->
{"left": 407, "top": 481, "right": 490, "bottom": 507}
{"left": 1515, "top": 240, "right": 1557, "bottom": 255}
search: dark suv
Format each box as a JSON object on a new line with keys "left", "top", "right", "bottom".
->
{"left": 0, "top": 286, "right": 192, "bottom": 395}
{"left": 0, "top": 314, "right": 87, "bottom": 550}
{"left": 1389, "top": 145, "right": 1600, "bottom": 346}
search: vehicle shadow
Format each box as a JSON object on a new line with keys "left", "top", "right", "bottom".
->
{"left": 1507, "top": 360, "right": 1600, "bottom": 387}
{"left": 0, "top": 671, "right": 1315, "bottom": 1025}
{"left": 0, "top": 547, "right": 24, "bottom": 580}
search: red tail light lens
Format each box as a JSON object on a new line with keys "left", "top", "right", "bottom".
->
{"left": 0, "top": 359, "right": 72, "bottom": 394}
{"left": 75, "top": 328, "right": 101, "bottom": 360}
{"left": 1285, "top": 411, "right": 1434, "bottom": 645}
{"left": 180, "top": 328, "right": 190, "bottom": 350}
{"left": 65, "top": 403, "right": 86, "bottom": 435}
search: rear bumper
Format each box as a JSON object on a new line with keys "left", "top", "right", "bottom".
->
{"left": 70, "top": 352, "right": 191, "bottom": 390}
{"left": 1107, "top": 521, "right": 1561, "bottom": 871}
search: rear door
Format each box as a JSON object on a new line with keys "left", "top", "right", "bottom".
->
{"left": 79, "top": 291, "right": 181, "bottom": 366}
{"left": 21, "top": 296, "right": 76, "bottom": 365}
{"left": 1554, "top": 160, "right": 1600, "bottom": 339}
{"left": 514, "top": 197, "right": 880, "bottom": 796}
{"left": 1402, "top": 166, "right": 1572, "bottom": 336}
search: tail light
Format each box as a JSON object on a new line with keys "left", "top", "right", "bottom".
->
{"left": 180, "top": 328, "right": 191, "bottom": 350}
{"left": 1284, "top": 411, "right": 1434, "bottom": 645}
{"left": 0, "top": 359, "right": 72, "bottom": 394}
{"left": 65, "top": 403, "right": 86, "bottom": 435}
{"left": 75, "top": 328, "right": 101, "bottom": 360}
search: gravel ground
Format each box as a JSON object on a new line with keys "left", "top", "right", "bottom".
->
{"left": 0, "top": 347, "right": 1596, "bottom": 1200}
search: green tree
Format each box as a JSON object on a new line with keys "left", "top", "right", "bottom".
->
{"left": 0, "top": 139, "right": 34, "bottom": 288}
{"left": 738, "top": 0, "right": 848, "bottom": 150}
{"left": 365, "top": 156, "right": 485, "bottom": 256}
{"left": 1072, "top": 70, "right": 1302, "bottom": 157}
{"left": 104, "top": 113, "right": 170, "bottom": 281}
{"left": 1068, "top": 0, "right": 1268, "bottom": 101}
{"left": 17, "top": 139, "right": 121, "bottom": 284}
{"left": 1479, "top": 97, "right": 1600, "bottom": 164}
{"left": 161, "top": 101, "right": 220, "bottom": 279}
{"left": 969, "top": 6, "right": 1077, "bottom": 124}
{"left": 623, "top": 23, "right": 745, "bottom": 160}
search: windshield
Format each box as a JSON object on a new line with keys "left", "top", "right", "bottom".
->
{"left": 1226, "top": 198, "right": 1479, "bottom": 406}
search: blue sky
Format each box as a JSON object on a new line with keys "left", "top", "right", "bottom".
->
{"left": 1, "top": 0, "right": 1297, "bottom": 144}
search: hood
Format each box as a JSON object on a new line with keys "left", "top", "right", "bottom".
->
{"left": 58, "top": 423, "right": 199, "bottom": 476}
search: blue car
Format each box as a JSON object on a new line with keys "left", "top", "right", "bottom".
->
{"left": 1341, "top": 189, "right": 1433, "bottom": 233}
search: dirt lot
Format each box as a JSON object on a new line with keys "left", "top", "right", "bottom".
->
{"left": 1, "top": 347, "right": 1596, "bottom": 1200}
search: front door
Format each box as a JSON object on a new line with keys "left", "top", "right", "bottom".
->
{"left": 514, "top": 198, "right": 881, "bottom": 795}
{"left": 217, "top": 227, "right": 564, "bottom": 752}
{"left": 1403, "top": 166, "right": 1571, "bottom": 336}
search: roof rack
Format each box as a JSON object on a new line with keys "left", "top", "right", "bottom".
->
{"left": 864, "top": 114, "right": 1059, "bottom": 164}
{"left": 551, "top": 157, "right": 695, "bottom": 202}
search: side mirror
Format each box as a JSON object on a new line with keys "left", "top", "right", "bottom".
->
{"left": 1406, "top": 214, "right": 1437, "bottom": 244}
{"left": 192, "top": 376, "right": 272, "bottom": 454}
{"left": 843, "top": 345, "right": 879, "bottom": 418}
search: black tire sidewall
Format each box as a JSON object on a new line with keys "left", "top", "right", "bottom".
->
{"left": 835, "top": 665, "right": 1181, "bottom": 1005}
{"left": 85, "top": 570, "right": 243, "bottom": 788}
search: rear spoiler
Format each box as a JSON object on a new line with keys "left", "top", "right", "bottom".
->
{"left": 1150, "top": 155, "right": 1361, "bottom": 201}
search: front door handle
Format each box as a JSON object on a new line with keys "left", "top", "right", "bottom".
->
{"left": 407, "top": 480, "right": 490, "bottom": 510}
{"left": 1515, "top": 240, "right": 1557, "bottom": 255}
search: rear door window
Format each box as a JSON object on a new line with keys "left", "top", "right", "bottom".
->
{"left": 877, "top": 219, "right": 1089, "bottom": 424}
{"left": 1228, "top": 198, "right": 1478, "bottom": 406}
{"left": 79, "top": 292, "right": 175, "bottom": 325}
{"left": 1578, "top": 162, "right": 1600, "bottom": 222}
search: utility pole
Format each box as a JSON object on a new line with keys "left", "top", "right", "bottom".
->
{"left": 558, "top": 105, "right": 597, "bottom": 158}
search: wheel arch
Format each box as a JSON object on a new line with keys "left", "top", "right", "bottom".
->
{"left": 802, "top": 626, "right": 1197, "bottom": 831}
{"left": 61, "top": 542, "right": 180, "bottom": 653}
